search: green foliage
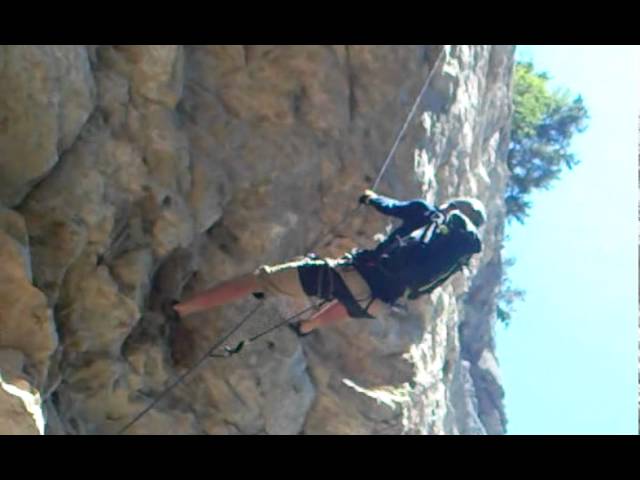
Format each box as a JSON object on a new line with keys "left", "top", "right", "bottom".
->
{"left": 506, "top": 61, "right": 589, "bottom": 223}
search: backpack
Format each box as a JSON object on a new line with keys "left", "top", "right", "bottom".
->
{"left": 352, "top": 212, "right": 482, "bottom": 303}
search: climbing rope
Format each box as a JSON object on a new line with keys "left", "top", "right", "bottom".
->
{"left": 117, "top": 46, "right": 447, "bottom": 435}
{"left": 372, "top": 47, "right": 446, "bottom": 191}
{"left": 117, "top": 302, "right": 263, "bottom": 435}
{"left": 117, "top": 300, "right": 327, "bottom": 435}
{"left": 307, "top": 46, "right": 446, "bottom": 251}
{"left": 241, "top": 301, "right": 327, "bottom": 346}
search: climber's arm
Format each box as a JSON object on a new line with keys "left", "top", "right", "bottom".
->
{"left": 361, "top": 191, "right": 416, "bottom": 218}
{"left": 361, "top": 190, "right": 440, "bottom": 225}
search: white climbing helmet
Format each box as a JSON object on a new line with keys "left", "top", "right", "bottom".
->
{"left": 441, "top": 197, "right": 487, "bottom": 228}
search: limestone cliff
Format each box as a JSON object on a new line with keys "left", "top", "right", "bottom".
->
{"left": 0, "top": 45, "right": 514, "bottom": 435}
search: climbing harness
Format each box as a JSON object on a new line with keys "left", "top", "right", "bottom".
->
{"left": 117, "top": 46, "right": 447, "bottom": 435}
{"left": 309, "top": 256, "right": 375, "bottom": 319}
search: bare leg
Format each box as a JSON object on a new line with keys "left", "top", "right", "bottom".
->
{"left": 173, "top": 273, "right": 260, "bottom": 318}
{"left": 299, "top": 299, "right": 386, "bottom": 333}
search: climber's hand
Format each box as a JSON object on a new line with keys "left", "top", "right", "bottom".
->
{"left": 359, "top": 189, "right": 377, "bottom": 205}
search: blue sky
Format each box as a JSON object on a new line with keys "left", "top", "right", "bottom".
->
{"left": 494, "top": 45, "right": 638, "bottom": 435}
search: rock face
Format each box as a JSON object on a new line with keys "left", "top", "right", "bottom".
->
{"left": 0, "top": 45, "right": 514, "bottom": 435}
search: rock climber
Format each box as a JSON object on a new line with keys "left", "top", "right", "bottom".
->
{"left": 166, "top": 191, "right": 486, "bottom": 359}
